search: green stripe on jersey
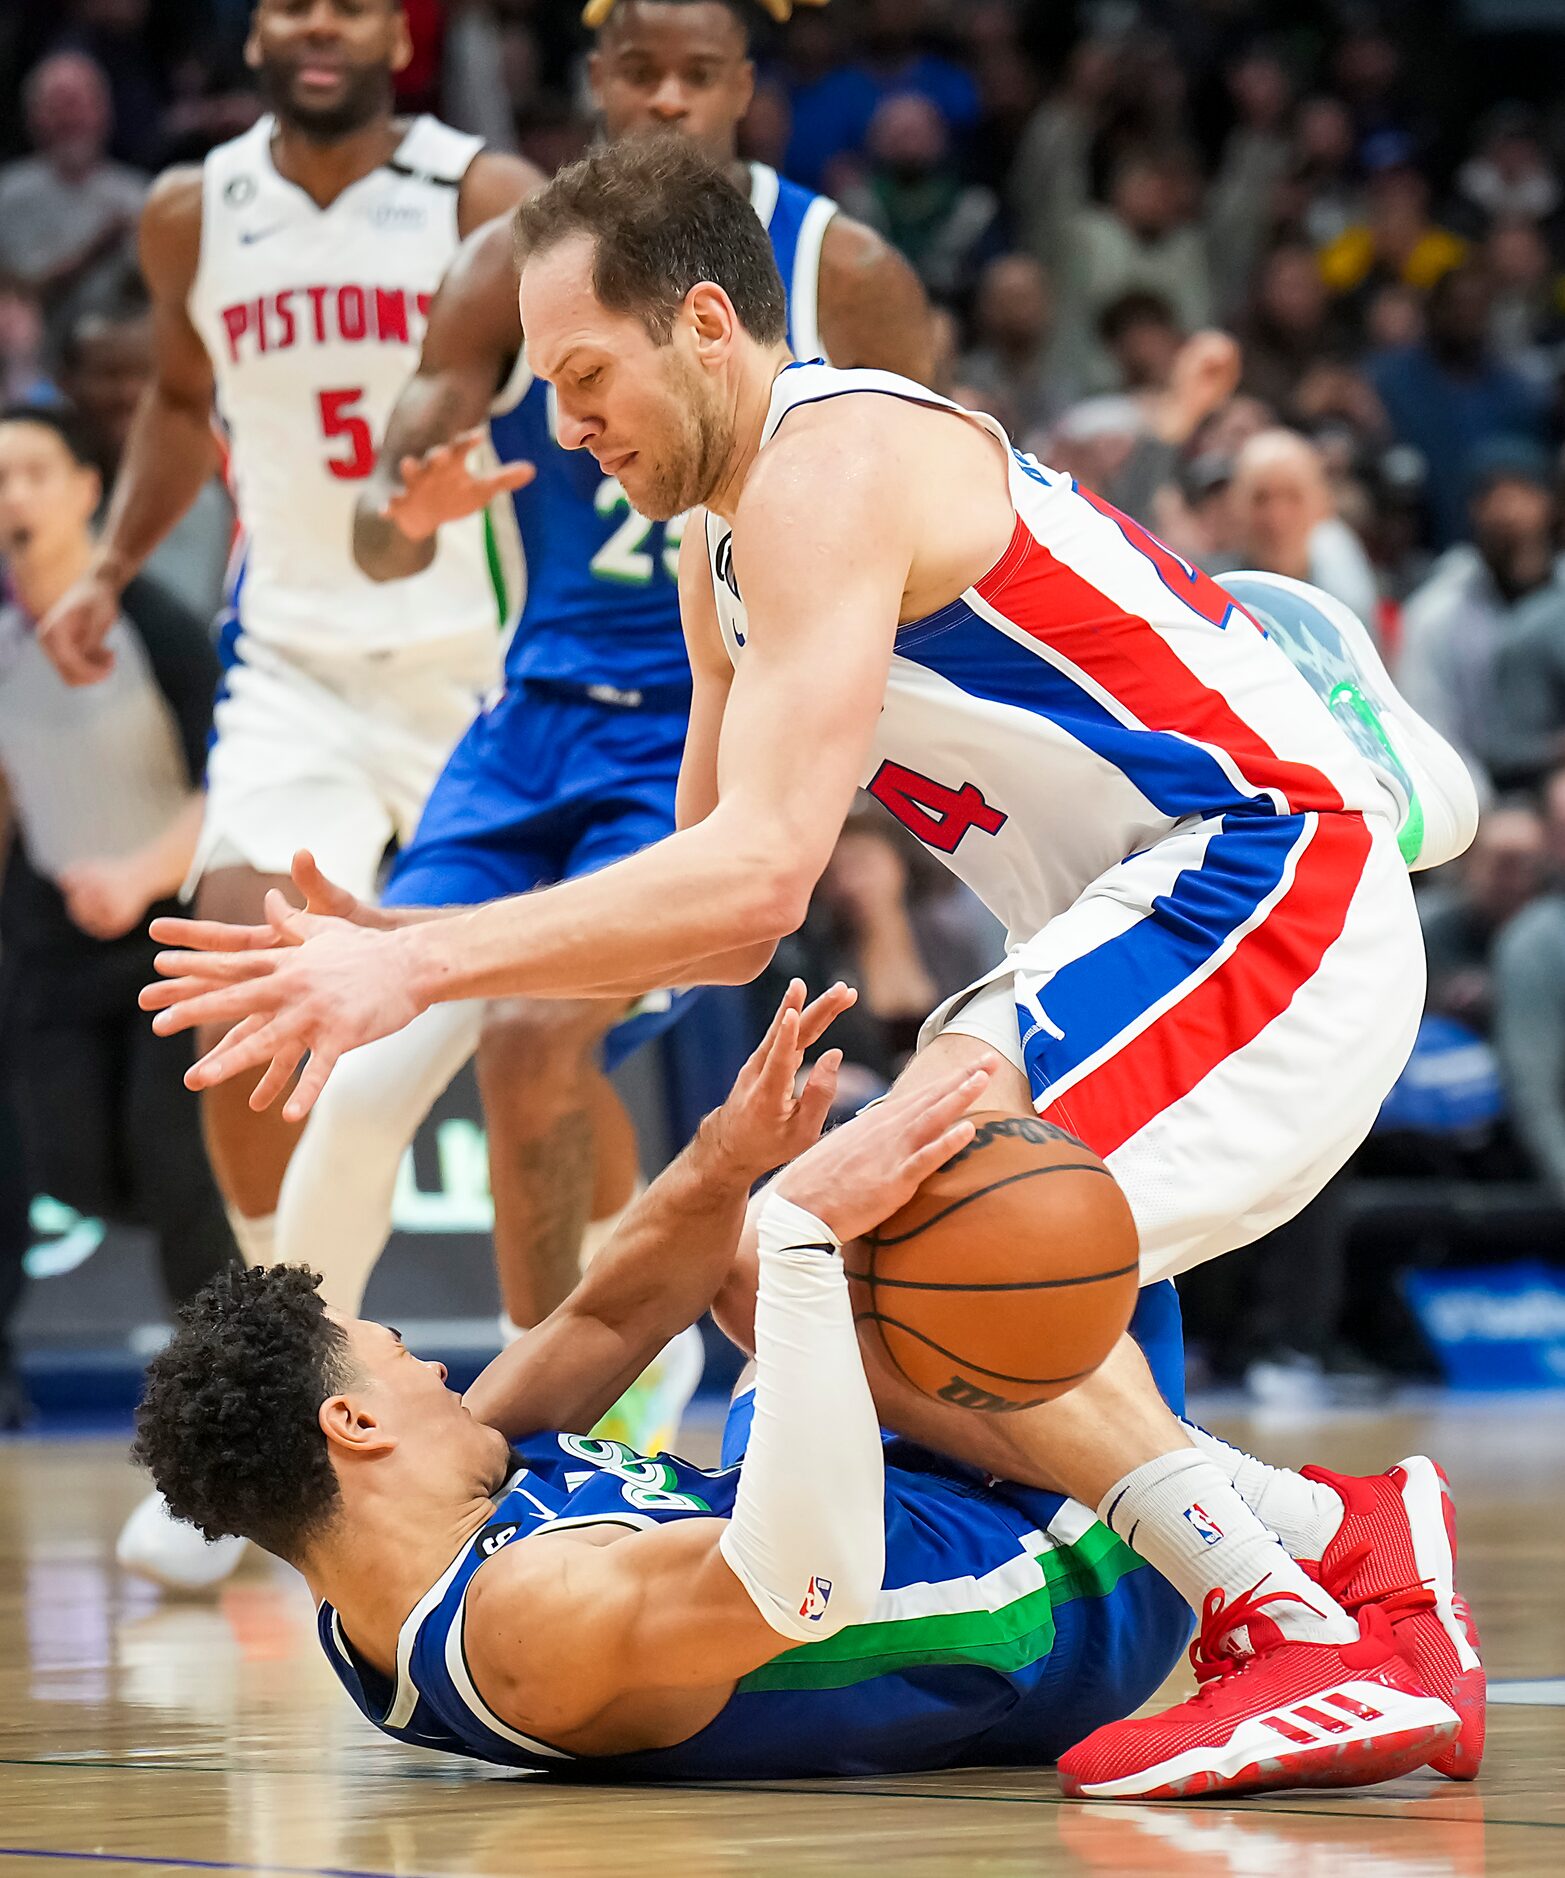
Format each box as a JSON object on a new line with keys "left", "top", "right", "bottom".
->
{"left": 738, "top": 1518, "right": 1146, "bottom": 1695}
{"left": 482, "top": 508, "right": 509, "bottom": 628}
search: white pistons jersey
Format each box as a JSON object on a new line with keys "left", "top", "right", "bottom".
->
{"left": 705, "top": 362, "right": 1388, "bottom": 946}
{"left": 188, "top": 115, "right": 508, "bottom": 658}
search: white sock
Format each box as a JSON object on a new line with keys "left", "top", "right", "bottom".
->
{"left": 579, "top": 1178, "right": 646, "bottom": 1270}
{"left": 1099, "top": 1451, "right": 1358, "bottom": 1650}
{"left": 1179, "top": 1419, "right": 1346, "bottom": 1562}
{"left": 226, "top": 1208, "right": 276, "bottom": 1269}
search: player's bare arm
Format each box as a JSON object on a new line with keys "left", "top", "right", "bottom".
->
{"left": 354, "top": 215, "right": 537, "bottom": 582}
{"left": 817, "top": 215, "right": 937, "bottom": 383}
{"left": 462, "top": 979, "right": 851, "bottom": 1440}
{"left": 39, "top": 170, "right": 216, "bottom": 685}
{"left": 140, "top": 415, "right": 922, "bottom": 1113}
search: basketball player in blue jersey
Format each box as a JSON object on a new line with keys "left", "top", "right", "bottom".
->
{"left": 131, "top": 986, "right": 1219, "bottom": 1781}
{"left": 267, "top": 0, "right": 935, "bottom": 1455}
{"left": 152, "top": 139, "right": 1486, "bottom": 1797}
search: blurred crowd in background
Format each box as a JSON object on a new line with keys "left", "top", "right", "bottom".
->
{"left": 3, "top": 0, "right": 1565, "bottom": 1411}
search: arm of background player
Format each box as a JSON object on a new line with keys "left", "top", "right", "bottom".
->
{"left": 817, "top": 214, "right": 936, "bottom": 382}
{"left": 354, "top": 215, "right": 532, "bottom": 582}
{"left": 39, "top": 170, "right": 217, "bottom": 686}
{"left": 456, "top": 148, "right": 544, "bottom": 238}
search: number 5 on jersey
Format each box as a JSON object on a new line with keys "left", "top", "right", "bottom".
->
{"left": 318, "top": 387, "right": 375, "bottom": 481}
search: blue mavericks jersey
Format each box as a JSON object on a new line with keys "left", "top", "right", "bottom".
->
{"left": 492, "top": 163, "right": 838, "bottom": 697}
{"left": 317, "top": 1326, "right": 1192, "bottom": 1781}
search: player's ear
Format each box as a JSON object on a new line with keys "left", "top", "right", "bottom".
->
{"left": 735, "top": 58, "right": 757, "bottom": 118}
{"left": 687, "top": 281, "right": 737, "bottom": 364}
{"left": 243, "top": 23, "right": 261, "bottom": 72}
{"left": 586, "top": 48, "right": 605, "bottom": 114}
{"left": 389, "top": 5, "right": 414, "bottom": 78}
{"left": 319, "top": 1392, "right": 396, "bottom": 1460}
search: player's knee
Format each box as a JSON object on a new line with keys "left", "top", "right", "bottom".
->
{"left": 478, "top": 999, "right": 607, "bottom": 1086}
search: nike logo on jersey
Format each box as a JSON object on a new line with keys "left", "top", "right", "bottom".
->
{"left": 239, "top": 224, "right": 285, "bottom": 245}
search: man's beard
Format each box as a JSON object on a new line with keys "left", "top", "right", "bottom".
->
{"left": 632, "top": 380, "right": 730, "bottom": 522}
{"left": 256, "top": 59, "right": 393, "bottom": 142}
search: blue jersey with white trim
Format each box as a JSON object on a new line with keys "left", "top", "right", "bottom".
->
{"left": 315, "top": 1413, "right": 1189, "bottom": 1780}
{"left": 704, "top": 361, "right": 1390, "bottom": 947}
{"left": 492, "top": 164, "right": 836, "bottom": 697}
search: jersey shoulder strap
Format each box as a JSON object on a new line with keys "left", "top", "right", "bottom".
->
{"left": 750, "top": 164, "right": 838, "bottom": 366}
{"left": 761, "top": 360, "right": 1010, "bottom": 451}
{"left": 390, "top": 115, "right": 485, "bottom": 187}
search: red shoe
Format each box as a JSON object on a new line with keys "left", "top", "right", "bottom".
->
{"left": 1301, "top": 1455, "right": 1484, "bottom": 1781}
{"left": 1057, "top": 1584, "right": 1458, "bottom": 1801}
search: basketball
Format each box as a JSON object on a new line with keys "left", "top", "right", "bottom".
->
{"left": 847, "top": 1112, "right": 1140, "bottom": 1412}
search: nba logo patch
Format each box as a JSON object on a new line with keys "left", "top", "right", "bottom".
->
{"left": 799, "top": 1575, "right": 833, "bottom": 1622}
{"left": 1183, "top": 1503, "right": 1224, "bottom": 1546}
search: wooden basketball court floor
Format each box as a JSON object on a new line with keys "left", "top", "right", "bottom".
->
{"left": 0, "top": 1397, "right": 1560, "bottom": 1878}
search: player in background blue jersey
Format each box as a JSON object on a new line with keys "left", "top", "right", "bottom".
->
{"left": 268, "top": 0, "right": 934, "bottom": 1456}
{"left": 133, "top": 985, "right": 1207, "bottom": 1783}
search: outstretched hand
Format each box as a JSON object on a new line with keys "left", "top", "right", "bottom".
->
{"left": 705, "top": 979, "right": 856, "bottom": 1181}
{"left": 140, "top": 853, "right": 428, "bottom": 1119}
{"left": 773, "top": 1055, "right": 995, "bottom": 1246}
{"left": 382, "top": 426, "right": 536, "bottom": 541}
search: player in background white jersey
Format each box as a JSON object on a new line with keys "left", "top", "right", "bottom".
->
{"left": 39, "top": 0, "right": 538, "bottom": 1588}
{"left": 148, "top": 140, "right": 1484, "bottom": 1796}
{"left": 40, "top": 0, "right": 538, "bottom": 1262}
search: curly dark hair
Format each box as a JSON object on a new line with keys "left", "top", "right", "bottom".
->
{"left": 131, "top": 1265, "right": 359, "bottom": 1563}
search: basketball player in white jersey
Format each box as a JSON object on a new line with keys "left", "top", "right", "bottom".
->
{"left": 149, "top": 139, "right": 1486, "bottom": 1797}
{"left": 268, "top": 0, "right": 933, "bottom": 1442}
{"left": 40, "top": 0, "right": 538, "bottom": 1584}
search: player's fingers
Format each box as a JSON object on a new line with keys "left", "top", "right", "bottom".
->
{"left": 495, "top": 459, "right": 537, "bottom": 492}
{"left": 151, "top": 976, "right": 281, "bottom": 1038}
{"left": 150, "top": 947, "right": 279, "bottom": 985}
{"left": 147, "top": 914, "right": 275, "bottom": 952}
{"left": 797, "top": 981, "right": 856, "bottom": 1052}
{"left": 282, "top": 1046, "right": 339, "bottom": 1123}
{"left": 904, "top": 1117, "right": 977, "bottom": 1184}
{"left": 245, "top": 1041, "right": 298, "bottom": 1111}
{"left": 184, "top": 1018, "right": 297, "bottom": 1091}
{"left": 883, "top": 1066, "right": 991, "bottom": 1143}
{"left": 792, "top": 1048, "right": 842, "bottom": 1142}
{"left": 752, "top": 979, "right": 805, "bottom": 1061}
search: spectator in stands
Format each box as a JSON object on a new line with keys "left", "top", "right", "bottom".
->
{"left": 1054, "top": 145, "right": 1214, "bottom": 395}
{"left": 1284, "top": 93, "right": 1360, "bottom": 249}
{"left": 1494, "top": 869, "right": 1565, "bottom": 1203}
{"left": 1484, "top": 217, "right": 1562, "bottom": 388}
{"left": 1206, "top": 49, "right": 1296, "bottom": 317}
{"left": 1241, "top": 242, "right": 1346, "bottom": 415}
{"left": 956, "top": 253, "right": 1062, "bottom": 439}
{"left": 1486, "top": 548, "right": 1565, "bottom": 791}
{"left": 0, "top": 277, "right": 58, "bottom": 406}
{"left": 1007, "top": 34, "right": 1117, "bottom": 267}
{"left": 0, "top": 405, "right": 236, "bottom": 1317}
{"left": 56, "top": 288, "right": 233, "bottom": 623}
{"left": 1420, "top": 801, "right": 1548, "bottom": 1035}
{"left": 1229, "top": 428, "right": 1381, "bottom": 628}
{"left": 36, "top": 0, "right": 194, "bottom": 172}
{"left": 1098, "top": 290, "right": 1183, "bottom": 398}
{"left": 1368, "top": 265, "right": 1549, "bottom": 547}
{"left": 1319, "top": 136, "right": 1467, "bottom": 307}
{"left": 762, "top": 808, "right": 1002, "bottom": 1112}
{"left": 847, "top": 0, "right": 981, "bottom": 154}
{"left": 1397, "top": 437, "right": 1562, "bottom": 772}
{"left": 1456, "top": 104, "right": 1561, "bottom": 232}
{"left": 0, "top": 53, "right": 146, "bottom": 330}
{"left": 840, "top": 94, "right": 999, "bottom": 301}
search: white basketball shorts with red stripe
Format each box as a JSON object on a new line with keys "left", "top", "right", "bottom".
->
{"left": 924, "top": 804, "right": 1421, "bottom": 1283}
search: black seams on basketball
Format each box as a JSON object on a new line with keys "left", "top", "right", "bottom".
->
{"left": 845, "top": 1111, "right": 1140, "bottom": 1410}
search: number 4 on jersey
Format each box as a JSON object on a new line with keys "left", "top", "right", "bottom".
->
{"left": 868, "top": 761, "right": 1007, "bottom": 854}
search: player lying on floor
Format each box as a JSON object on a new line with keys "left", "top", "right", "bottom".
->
{"left": 133, "top": 984, "right": 1472, "bottom": 1794}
